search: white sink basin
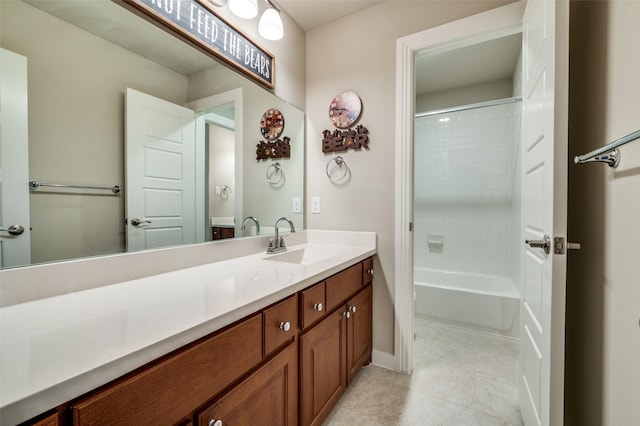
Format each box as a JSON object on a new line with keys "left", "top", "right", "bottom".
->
{"left": 263, "top": 246, "right": 335, "bottom": 265}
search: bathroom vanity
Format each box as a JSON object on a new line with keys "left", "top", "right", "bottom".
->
{"left": 0, "top": 231, "right": 375, "bottom": 426}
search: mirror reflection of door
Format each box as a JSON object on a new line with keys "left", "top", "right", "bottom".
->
{"left": 0, "top": 48, "right": 31, "bottom": 268}
{"left": 125, "top": 88, "right": 201, "bottom": 252}
{"left": 204, "top": 106, "right": 237, "bottom": 240}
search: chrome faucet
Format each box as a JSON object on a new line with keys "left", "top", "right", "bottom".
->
{"left": 268, "top": 217, "right": 296, "bottom": 254}
{"left": 240, "top": 216, "right": 260, "bottom": 235}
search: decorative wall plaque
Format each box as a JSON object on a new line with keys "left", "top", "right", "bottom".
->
{"left": 323, "top": 91, "right": 370, "bottom": 153}
{"left": 256, "top": 137, "right": 291, "bottom": 160}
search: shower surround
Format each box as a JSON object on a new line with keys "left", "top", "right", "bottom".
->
{"left": 413, "top": 100, "right": 522, "bottom": 336}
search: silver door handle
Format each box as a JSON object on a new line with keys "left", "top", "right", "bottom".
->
{"left": 0, "top": 224, "right": 25, "bottom": 236}
{"left": 130, "top": 218, "right": 152, "bottom": 226}
{"left": 525, "top": 235, "right": 550, "bottom": 254}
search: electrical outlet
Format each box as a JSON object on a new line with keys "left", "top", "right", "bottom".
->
{"left": 311, "top": 196, "right": 321, "bottom": 214}
{"left": 292, "top": 197, "right": 301, "bottom": 213}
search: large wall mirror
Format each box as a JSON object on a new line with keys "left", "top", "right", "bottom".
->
{"left": 0, "top": 0, "right": 304, "bottom": 269}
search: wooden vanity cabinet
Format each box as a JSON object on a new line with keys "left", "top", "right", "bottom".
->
{"left": 299, "top": 259, "right": 373, "bottom": 426}
{"left": 197, "top": 341, "right": 298, "bottom": 426}
{"left": 212, "top": 226, "right": 234, "bottom": 240}
{"left": 21, "top": 258, "right": 373, "bottom": 426}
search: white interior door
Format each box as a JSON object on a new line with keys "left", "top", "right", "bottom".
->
{"left": 519, "top": 1, "right": 569, "bottom": 425}
{"left": 125, "top": 88, "right": 198, "bottom": 252}
{"left": 0, "top": 48, "right": 31, "bottom": 268}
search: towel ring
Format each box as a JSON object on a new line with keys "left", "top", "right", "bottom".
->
{"left": 325, "top": 155, "right": 349, "bottom": 183}
{"left": 266, "top": 162, "right": 284, "bottom": 185}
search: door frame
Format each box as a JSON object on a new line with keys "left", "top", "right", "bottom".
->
{"left": 393, "top": 2, "right": 525, "bottom": 373}
{"left": 188, "top": 88, "right": 244, "bottom": 238}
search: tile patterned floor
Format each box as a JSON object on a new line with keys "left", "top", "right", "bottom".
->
{"left": 323, "top": 318, "right": 523, "bottom": 425}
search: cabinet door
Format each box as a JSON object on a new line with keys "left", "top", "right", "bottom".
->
{"left": 198, "top": 342, "right": 298, "bottom": 426}
{"left": 346, "top": 284, "right": 373, "bottom": 385}
{"left": 299, "top": 308, "right": 347, "bottom": 426}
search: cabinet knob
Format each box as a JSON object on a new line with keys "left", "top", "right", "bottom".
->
{"left": 279, "top": 321, "right": 291, "bottom": 332}
{"left": 343, "top": 311, "right": 351, "bottom": 319}
{"left": 367, "top": 268, "right": 374, "bottom": 275}
{"left": 209, "top": 420, "right": 222, "bottom": 426}
{"left": 313, "top": 303, "right": 323, "bottom": 312}
{"left": 349, "top": 305, "right": 357, "bottom": 314}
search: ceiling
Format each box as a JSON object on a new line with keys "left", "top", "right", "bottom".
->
{"left": 415, "top": 33, "right": 522, "bottom": 96}
{"left": 277, "top": 0, "right": 385, "bottom": 31}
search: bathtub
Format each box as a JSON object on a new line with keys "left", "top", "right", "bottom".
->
{"left": 414, "top": 268, "right": 520, "bottom": 336}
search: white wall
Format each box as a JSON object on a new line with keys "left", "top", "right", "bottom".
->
{"left": 306, "top": 0, "right": 515, "bottom": 355}
{"left": 208, "top": 125, "right": 236, "bottom": 220}
{"left": 597, "top": 1, "right": 640, "bottom": 423}
{"left": 413, "top": 102, "right": 521, "bottom": 279}
{"left": 566, "top": 0, "right": 640, "bottom": 423}
{"left": 416, "top": 78, "right": 513, "bottom": 114}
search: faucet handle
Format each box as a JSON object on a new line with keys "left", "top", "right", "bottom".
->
{"left": 279, "top": 237, "right": 286, "bottom": 248}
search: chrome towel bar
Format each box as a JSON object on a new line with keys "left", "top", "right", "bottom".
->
{"left": 574, "top": 129, "right": 640, "bottom": 168}
{"left": 29, "top": 180, "right": 122, "bottom": 194}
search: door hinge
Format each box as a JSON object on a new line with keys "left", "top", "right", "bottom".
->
{"left": 554, "top": 237, "right": 581, "bottom": 254}
{"left": 409, "top": 222, "right": 413, "bottom": 232}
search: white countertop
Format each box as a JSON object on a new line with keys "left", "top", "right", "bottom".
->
{"left": 0, "top": 231, "right": 376, "bottom": 425}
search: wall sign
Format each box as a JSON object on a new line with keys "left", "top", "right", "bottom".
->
{"left": 323, "top": 91, "right": 370, "bottom": 153}
{"left": 118, "top": 0, "right": 275, "bottom": 88}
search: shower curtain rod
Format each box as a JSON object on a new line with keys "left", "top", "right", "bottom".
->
{"left": 415, "top": 97, "right": 522, "bottom": 118}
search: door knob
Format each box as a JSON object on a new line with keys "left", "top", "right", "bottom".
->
{"left": 0, "top": 224, "right": 25, "bottom": 236}
{"left": 130, "top": 218, "right": 152, "bottom": 226}
{"left": 525, "top": 235, "right": 550, "bottom": 254}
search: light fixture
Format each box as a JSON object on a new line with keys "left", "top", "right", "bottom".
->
{"left": 258, "top": 0, "right": 283, "bottom": 41}
{"left": 229, "top": 0, "right": 258, "bottom": 19}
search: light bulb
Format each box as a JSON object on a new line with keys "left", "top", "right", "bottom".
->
{"left": 259, "top": 7, "right": 283, "bottom": 40}
{"left": 229, "top": 0, "right": 258, "bottom": 19}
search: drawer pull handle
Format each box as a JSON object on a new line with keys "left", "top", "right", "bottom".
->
{"left": 209, "top": 420, "right": 222, "bottom": 426}
{"left": 313, "top": 303, "right": 323, "bottom": 312}
{"left": 343, "top": 311, "right": 351, "bottom": 319}
{"left": 349, "top": 305, "right": 357, "bottom": 314}
{"left": 279, "top": 321, "right": 291, "bottom": 332}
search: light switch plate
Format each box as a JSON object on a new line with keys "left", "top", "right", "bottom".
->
{"left": 292, "top": 197, "right": 301, "bottom": 213}
{"left": 311, "top": 196, "right": 321, "bottom": 214}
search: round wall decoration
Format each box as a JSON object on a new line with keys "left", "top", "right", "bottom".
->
{"left": 329, "top": 91, "right": 362, "bottom": 129}
{"left": 260, "top": 108, "right": 285, "bottom": 141}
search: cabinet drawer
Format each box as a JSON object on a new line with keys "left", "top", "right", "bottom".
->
{"left": 362, "top": 257, "right": 374, "bottom": 286}
{"left": 264, "top": 295, "right": 298, "bottom": 357}
{"left": 72, "top": 314, "right": 263, "bottom": 425}
{"left": 300, "top": 281, "right": 326, "bottom": 330}
{"left": 326, "top": 263, "right": 363, "bottom": 312}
